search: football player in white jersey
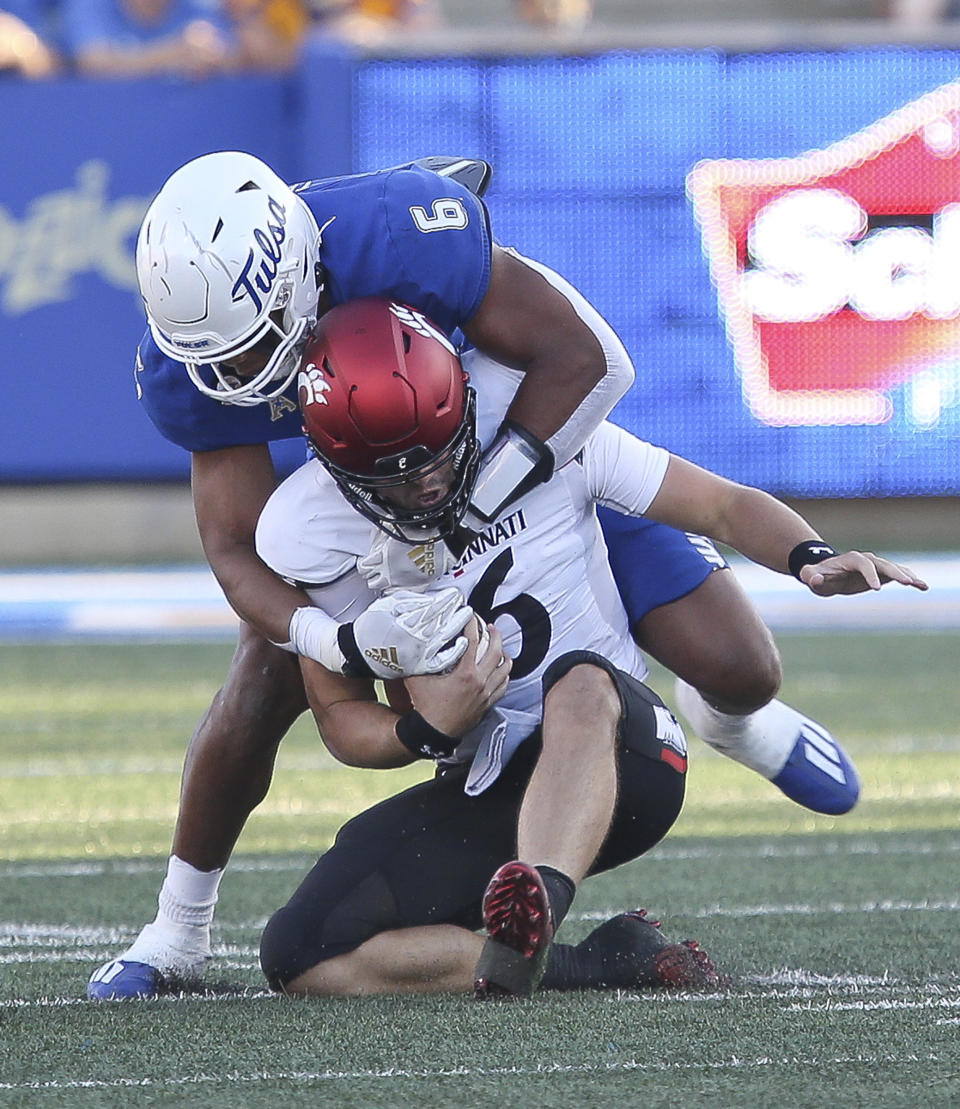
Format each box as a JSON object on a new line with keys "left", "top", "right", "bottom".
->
{"left": 251, "top": 298, "right": 926, "bottom": 999}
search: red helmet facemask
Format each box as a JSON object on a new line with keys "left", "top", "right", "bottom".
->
{"left": 299, "top": 298, "right": 480, "bottom": 543}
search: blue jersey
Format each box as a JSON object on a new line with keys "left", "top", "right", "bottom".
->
{"left": 136, "top": 163, "right": 492, "bottom": 453}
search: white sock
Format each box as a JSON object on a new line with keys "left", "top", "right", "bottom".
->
{"left": 155, "top": 854, "right": 224, "bottom": 930}
{"left": 673, "top": 678, "right": 817, "bottom": 780}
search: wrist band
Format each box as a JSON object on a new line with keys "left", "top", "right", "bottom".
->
{"left": 395, "top": 710, "right": 459, "bottom": 760}
{"left": 336, "top": 622, "right": 375, "bottom": 679}
{"left": 788, "top": 540, "right": 838, "bottom": 581}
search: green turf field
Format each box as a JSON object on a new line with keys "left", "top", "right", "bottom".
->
{"left": 3, "top": 635, "right": 959, "bottom": 1107}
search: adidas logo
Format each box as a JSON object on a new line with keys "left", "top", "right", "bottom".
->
{"left": 363, "top": 646, "right": 403, "bottom": 673}
{"left": 684, "top": 533, "right": 727, "bottom": 569}
{"left": 799, "top": 723, "right": 847, "bottom": 784}
{"left": 409, "top": 543, "right": 437, "bottom": 577}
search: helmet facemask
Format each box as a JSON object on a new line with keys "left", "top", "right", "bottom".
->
{"left": 312, "top": 389, "right": 480, "bottom": 544}
{"left": 183, "top": 295, "right": 314, "bottom": 408}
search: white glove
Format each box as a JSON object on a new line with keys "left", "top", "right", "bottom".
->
{"left": 357, "top": 531, "right": 458, "bottom": 593}
{"left": 287, "top": 587, "right": 473, "bottom": 679}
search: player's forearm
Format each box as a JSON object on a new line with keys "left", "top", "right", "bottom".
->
{"left": 298, "top": 657, "right": 397, "bottom": 767}
{"left": 205, "top": 541, "right": 307, "bottom": 644}
{"left": 303, "top": 621, "right": 501, "bottom": 768}
{"left": 310, "top": 697, "right": 417, "bottom": 769}
{"left": 504, "top": 346, "right": 603, "bottom": 447}
{"left": 710, "top": 486, "right": 823, "bottom": 575}
{"left": 647, "top": 456, "right": 822, "bottom": 574}
{"left": 464, "top": 247, "right": 634, "bottom": 467}
{"left": 192, "top": 443, "right": 306, "bottom": 643}
{"left": 453, "top": 246, "right": 627, "bottom": 524}
{"left": 499, "top": 306, "right": 633, "bottom": 467}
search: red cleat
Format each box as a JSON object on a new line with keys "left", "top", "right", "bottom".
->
{"left": 473, "top": 861, "right": 554, "bottom": 1000}
{"left": 652, "top": 938, "right": 729, "bottom": 990}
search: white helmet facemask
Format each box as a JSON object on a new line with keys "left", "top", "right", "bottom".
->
{"left": 136, "top": 151, "right": 323, "bottom": 407}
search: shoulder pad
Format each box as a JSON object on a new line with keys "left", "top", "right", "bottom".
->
{"left": 413, "top": 156, "right": 493, "bottom": 198}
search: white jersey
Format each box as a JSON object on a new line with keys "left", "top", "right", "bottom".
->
{"left": 256, "top": 351, "right": 670, "bottom": 791}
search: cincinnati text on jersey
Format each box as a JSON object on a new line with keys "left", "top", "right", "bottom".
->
{"left": 452, "top": 509, "right": 528, "bottom": 574}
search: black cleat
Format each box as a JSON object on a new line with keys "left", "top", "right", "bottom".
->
{"left": 576, "top": 909, "right": 728, "bottom": 990}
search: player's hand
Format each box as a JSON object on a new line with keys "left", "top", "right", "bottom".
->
{"left": 800, "top": 552, "right": 929, "bottom": 597}
{"left": 404, "top": 617, "right": 512, "bottom": 737}
{"left": 349, "top": 587, "right": 474, "bottom": 678}
{"left": 357, "top": 531, "right": 458, "bottom": 593}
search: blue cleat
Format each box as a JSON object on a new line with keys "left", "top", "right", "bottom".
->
{"left": 87, "top": 921, "right": 211, "bottom": 1000}
{"left": 771, "top": 722, "right": 860, "bottom": 815}
{"left": 673, "top": 680, "right": 861, "bottom": 817}
{"left": 87, "top": 959, "right": 163, "bottom": 1000}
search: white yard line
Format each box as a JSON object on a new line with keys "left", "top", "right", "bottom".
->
{"left": 788, "top": 997, "right": 960, "bottom": 1012}
{"left": 0, "top": 990, "right": 278, "bottom": 1010}
{"left": 576, "top": 898, "right": 960, "bottom": 922}
{"left": 617, "top": 982, "right": 960, "bottom": 1003}
{"left": 0, "top": 1052, "right": 948, "bottom": 1092}
{"left": 618, "top": 975, "right": 960, "bottom": 996}
{"left": 649, "top": 839, "right": 960, "bottom": 861}
{"left": 0, "top": 951, "right": 263, "bottom": 968}
{"left": 2, "top": 894, "right": 958, "bottom": 961}
{"left": 5, "top": 980, "right": 955, "bottom": 1010}
{"left": 0, "top": 858, "right": 316, "bottom": 879}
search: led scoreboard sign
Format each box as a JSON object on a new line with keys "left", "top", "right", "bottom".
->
{"left": 688, "top": 79, "right": 960, "bottom": 428}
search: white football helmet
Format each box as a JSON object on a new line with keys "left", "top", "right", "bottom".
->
{"left": 136, "top": 151, "right": 323, "bottom": 407}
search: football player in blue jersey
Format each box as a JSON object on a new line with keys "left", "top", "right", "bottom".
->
{"left": 90, "top": 150, "right": 871, "bottom": 999}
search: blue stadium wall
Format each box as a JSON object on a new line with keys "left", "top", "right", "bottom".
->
{"left": 2, "top": 42, "right": 959, "bottom": 495}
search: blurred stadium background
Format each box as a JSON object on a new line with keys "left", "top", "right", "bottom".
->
{"left": 2, "top": 3, "right": 959, "bottom": 588}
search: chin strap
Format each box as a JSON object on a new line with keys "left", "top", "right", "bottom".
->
{"left": 462, "top": 421, "right": 554, "bottom": 532}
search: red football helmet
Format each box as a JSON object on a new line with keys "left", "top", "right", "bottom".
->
{"left": 298, "top": 298, "right": 479, "bottom": 542}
